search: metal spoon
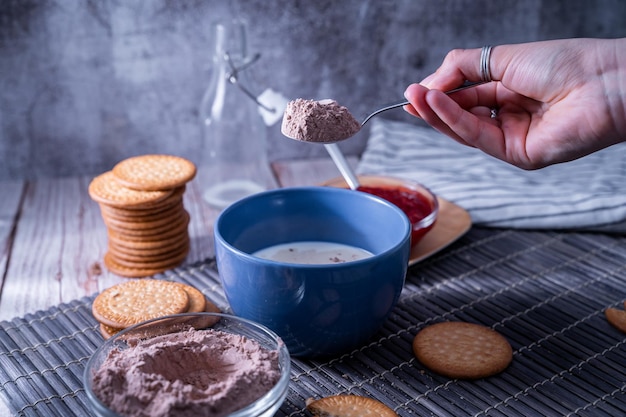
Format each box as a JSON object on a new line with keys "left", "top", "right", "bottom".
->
{"left": 358, "top": 81, "right": 486, "bottom": 127}
{"left": 324, "top": 143, "right": 360, "bottom": 190}
{"left": 283, "top": 81, "right": 486, "bottom": 145}
{"left": 321, "top": 81, "right": 487, "bottom": 190}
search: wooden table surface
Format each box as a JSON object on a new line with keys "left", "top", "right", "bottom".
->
{"left": 0, "top": 157, "right": 357, "bottom": 323}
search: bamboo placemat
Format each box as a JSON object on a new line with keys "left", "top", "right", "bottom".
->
{"left": 1, "top": 227, "right": 625, "bottom": 416}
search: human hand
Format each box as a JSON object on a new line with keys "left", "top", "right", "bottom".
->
{"left": 404, "top": 38, "right": 626, "bottom": 169}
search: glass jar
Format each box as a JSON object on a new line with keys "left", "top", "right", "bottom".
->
{"left": 199, "top": 19, "right": 276, "bottom": 209}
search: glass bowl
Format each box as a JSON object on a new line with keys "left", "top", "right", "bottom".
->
{"left": 84, "top": 312, "right": 291, "bottom": 417}
{"left": 323, "top": 175, "right": 439, "bottom": 247}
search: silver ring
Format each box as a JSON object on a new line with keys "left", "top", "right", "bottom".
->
{"left": 480, "top": 45, "right": 493, "bottom": 82}
{"left": 490, "top": 108, "right": 498, "bottom": 119}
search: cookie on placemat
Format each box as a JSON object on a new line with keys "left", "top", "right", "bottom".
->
{"left": 412, "top": 321, "right": 512, "bottom": 379}
{"left": 182, "top": 296, "right": 223, "bottom": 329}
{"left": 94, "top": 281, "right": 222, "bottom": 339}
{"left": 112, "top": 154, "right": 196, "bottom": 191}
{"left": 605, "top": 307, "right": 626, "bottom": 333}
{"left": 204, "top": 298, "right": 220, "bottom": 314}
{"left": 92, "top": 279, "right": 190, "bottom": 328}
{"left": 175, "top": 283, "right": 206, "bottom": 313}
{"left": 89, "top": 171, "right": 173, "bottom": 208}
{"left": 100, "top": 323, "right": 122, "bottom": 340}
{"left": 306, "top": 395, "right": 398, "bottom": 417}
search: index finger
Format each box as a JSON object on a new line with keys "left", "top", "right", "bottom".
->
{"left": 425, "top": 89, "right": 524, "bottom": 165}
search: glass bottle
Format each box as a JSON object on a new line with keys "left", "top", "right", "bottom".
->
{"left": 199, "top": 19, "right": 275, "bottom": 209}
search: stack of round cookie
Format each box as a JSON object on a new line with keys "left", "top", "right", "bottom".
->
{"left": 88, "top": 154, "right": 197, "bottom": 278}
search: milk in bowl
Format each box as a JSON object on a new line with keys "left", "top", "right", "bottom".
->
{"left": 252, "top": 241, "right": 374, "bottom": 264}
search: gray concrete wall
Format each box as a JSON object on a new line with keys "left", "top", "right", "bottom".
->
{"left": 1, "top": 0, "right": 625, "bottom": 180}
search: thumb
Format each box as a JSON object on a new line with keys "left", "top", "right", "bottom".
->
{"left": 424, "top": 46, "right": 503, "bottom": 91}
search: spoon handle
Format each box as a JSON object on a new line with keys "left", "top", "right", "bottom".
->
{"left": 324, "top": 143, "right": 360, "bottom": 190}
{"left": 360, "top": 101, "right": 410, "bottom": 126}
{"left": 361, "top": 80, "right": 487, "bottom": 126}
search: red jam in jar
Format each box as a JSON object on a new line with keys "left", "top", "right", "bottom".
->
{"left": 357, "top": 185, "right": 435, "bottom": 245}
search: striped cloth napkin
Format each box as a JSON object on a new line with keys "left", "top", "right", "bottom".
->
{"left": 357, "top": 118, "right": 626, "bottom": 232}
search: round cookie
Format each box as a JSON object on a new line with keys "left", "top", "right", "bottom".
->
{"left": 106, "top": 243, "right": 189, "bottom": 269}
{"left": 104, "top": 248, "right": 188, "bottom": 277}
{"left": 100, "top": 198, "right": 181, "bottom": 220}
{"left": 100, "top": 200, "right": 184, "bottom": 224}
{"left": 412, "top": 321, "right": 512, "bottom": 379}
{"left": 100, "top": 323, "right": 122, "bottom": 340}
{"left": 99, "top": 186, "right": 186, "bottom": 216}
{"left": 102, "top": 255, "right": 172, "bottom": 278}
{"left": 127, "top": 186, "right": 187, "bottom": 210}
{"left": 104, "top": 210, "right": 189, "bottom": 238}
{"left": 108, "top": 229, "right": 188, "bottom": 252}
{"left": 102, "top": 205, "right": 186, "bottom": 231}
{"left": 175, "top": 283, "right": 206, "bottom": 313}
{"left": 109, "top": 239, "right": 189, "bottom": 265}
{"left": 186, "top": 295, "right": 222, "bottom": 329}
{"left": 112, "top": 154, "right": 197, "bottom": 191}
{"left": 107, "top": 212, "right": 190, "bottom": 243}
{"left": 104, "top": 247, "right": 188, "bottom": 278}
{"left": 204, "top": 299, "right": 220, "bottom": 314}
{"left": 605, "top": 307, "right": 626, "bottom": 333}
{"left": 306, "top": 395, "right": 398, "bottom": 417}
{"left": 108, "top": 234, "right": 189, "bottom": 257}
{"left": 89, "top": 171, "right": 173, "bottom": 208}
{"left": 92, "top": 279, "right": 190, "bottom": 328}
{"left": 113, "top": 186, "right": 186, "bottom": 212}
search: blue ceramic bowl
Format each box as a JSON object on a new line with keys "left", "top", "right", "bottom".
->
{"left": 214, "top": 186, "right": 411, "bottom": 357}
